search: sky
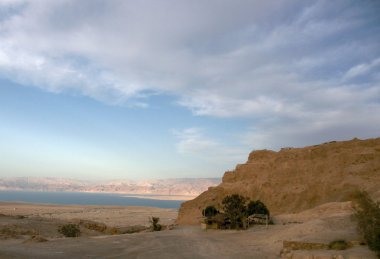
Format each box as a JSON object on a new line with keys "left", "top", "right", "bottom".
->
{"left": 0, "top": 0, "right": 379, "bottom": 180}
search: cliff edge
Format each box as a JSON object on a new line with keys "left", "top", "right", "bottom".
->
{"left": 177, "top": 137, "right": 380, "bottom": 225}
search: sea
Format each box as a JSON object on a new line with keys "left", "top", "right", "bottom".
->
{"left": 0, "top": 190, "right": 184, "bottom": 209}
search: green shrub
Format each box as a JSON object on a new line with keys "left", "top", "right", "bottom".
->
{"left": 203, "top": 205, "right": 219, "bottom": 219}
{"left": 149, "top": 216, "right": 162, "bottom": 231}
{"left": 352, "top": 191, "right": 380, "bottom": 258}
{"left": 247, "top": 200, "right": 270, "bottom": 217}
{"left": 328, "top": 240, "right": 351, "bottom": 250}
{"left": 58, "top": 224, "right": 80, "bottom": 237}
{"left": 222, "top": 194, "right": 247, "bottom": 229}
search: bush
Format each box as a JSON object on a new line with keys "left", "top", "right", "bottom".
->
{"left": 247, "top": 200, "right": 270, "bottom": 217}
{"left": 0, "top": 226, "right": 37, "bottom": 237}
{"left": 222, "top": 194, "right": 247, "bottom": 229}
{"left": 104, "top": 227, "right": 120, "bottom": 235}
{"left": 352, "top": 191, "right": 380, "bottom": 258}
{"left": 79, "top": 220, "right": 107, "bottom": 232}
{"left": 149, "top": 216, "right": 162, "bottom": 231}
{"left": 58, "top": 224, "right": 80, "bottom": 237}
{"left": 328, "top": 240, "right": 351, "bottom": 250}
{"left": 203, "top": 206, "right": 219, "bottom": 219}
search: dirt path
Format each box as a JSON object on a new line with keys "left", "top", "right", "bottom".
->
{"left": 0, "top": 224, "right": 376, "bottom": 259}
{"left": 0, "top": 226, "right": 276, "bottom": 259}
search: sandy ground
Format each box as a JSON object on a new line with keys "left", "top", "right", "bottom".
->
{"left": 0, "top": 202, "right": 178, "bottom": 227}
{"left": 0, "top": 202, "right": 377, "bottom": 259}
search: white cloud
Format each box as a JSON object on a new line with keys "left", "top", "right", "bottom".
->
{"left": 241, "top": 102, "right": 380, "bottom": 151}
{"left": 172, "top": 127, "right": 249, "bottom": 165}
{"left": 0, "top": 0, "right": 379, "bottom": 149}
{"left": 178, "top": 93, "right": 285, "bottom": 117}
{"left": 0, "top": 0, "right": 24, "bottom": 7}
{"left": 172, "top": 128, "right": 218, "bottom": 154}
{"left": 343, "top": 57, "right": 380, "bottom": 80}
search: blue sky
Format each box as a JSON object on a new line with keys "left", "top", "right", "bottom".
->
{"left": 0, "top": 0, "right": 379, "bottom": 180}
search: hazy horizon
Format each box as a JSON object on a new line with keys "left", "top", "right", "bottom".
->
{"left": 0, "top": 175, "right": 222, "bottom": 181}
{"left": 1, "top": 1, "right": 379, "bottom": 180}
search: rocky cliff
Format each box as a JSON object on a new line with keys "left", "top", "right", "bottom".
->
{"left": 177, "top": 137, "right": 380, "bottom": 224}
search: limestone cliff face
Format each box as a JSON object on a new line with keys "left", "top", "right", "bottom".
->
{"left": 177, "top": 138, "right": 380, "bottom": 225}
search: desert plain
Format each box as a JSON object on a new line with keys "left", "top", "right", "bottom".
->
{"left": 0, "top": 201, "right": 377, "bottom": 259}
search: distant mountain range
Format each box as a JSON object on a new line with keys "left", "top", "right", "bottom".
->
{"left": 0, "top": 177, "right": 221, "bottom": 196}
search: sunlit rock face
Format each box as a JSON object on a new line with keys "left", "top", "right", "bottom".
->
{"left": 177, "top": 137, "right": 380, "bottom": 225}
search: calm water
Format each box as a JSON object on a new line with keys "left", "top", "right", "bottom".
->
{"left": 0, "top": 190, "right": 184, "bottom": 208}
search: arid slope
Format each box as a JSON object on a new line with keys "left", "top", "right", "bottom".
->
{"left": 178, "top": 137, "right": 380, "bottom": 224}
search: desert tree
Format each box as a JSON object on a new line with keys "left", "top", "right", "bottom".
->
{"left": 247, "top": 200, "right": 270, "bottom": 217}
{"left": 203, "top": 205, "right": 219, "bottom": 219}
{"left": 222, "top": 194, "right": 247, "bottom": 229}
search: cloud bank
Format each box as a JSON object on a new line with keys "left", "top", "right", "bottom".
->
{"left": 0, "top": 0, "right": 379, "bottom": 150}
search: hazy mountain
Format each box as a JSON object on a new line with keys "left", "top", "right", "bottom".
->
{"left": 0, "top": 177, "right": 221, "bottom": 196}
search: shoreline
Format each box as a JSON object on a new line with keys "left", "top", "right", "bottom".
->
{"left": 0, "top": 190, "right": 187, "bottom": 209}
{"left": 0, "top": 189, "right": 196, "bottom": 201}
{"left": 0, "top": 201, "right": 179, "bottom": 209}
{"left": 122, "top": 194, "right": 196, "bottom": 201}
